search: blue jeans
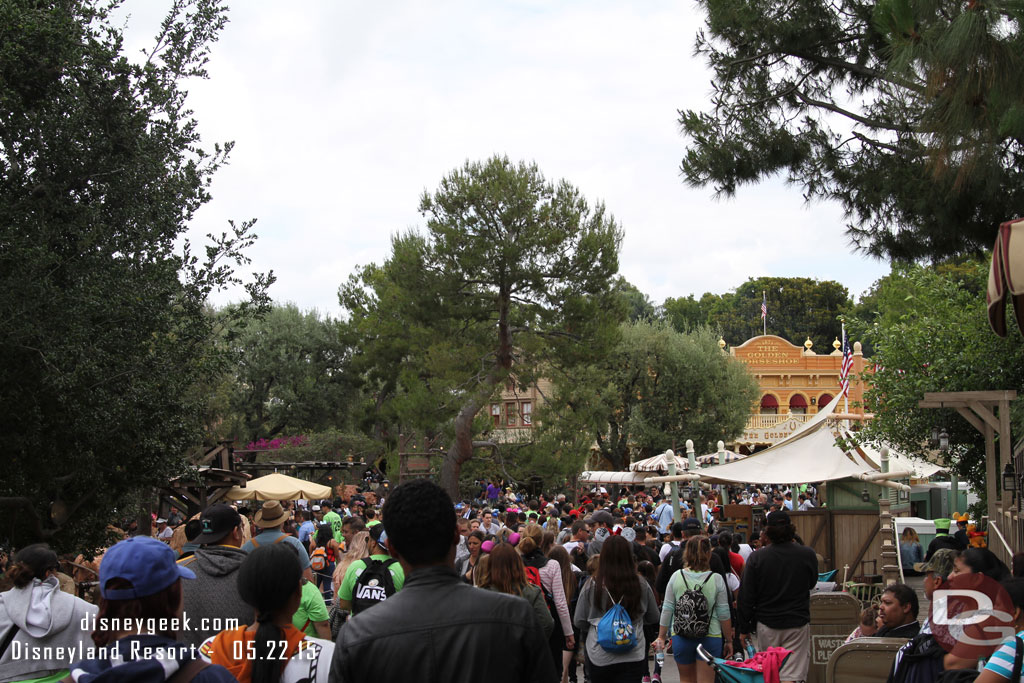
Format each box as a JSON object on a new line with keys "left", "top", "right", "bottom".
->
{"left": 671, "top": 634, "right": 722, "bottom": 665}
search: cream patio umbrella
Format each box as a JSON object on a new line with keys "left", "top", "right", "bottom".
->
{"left": 224, "top": 471, "right": 332, "bottom": 501}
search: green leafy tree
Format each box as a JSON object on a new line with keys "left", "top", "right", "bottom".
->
{"left": 847, "top": 262, "right": 1024, "bottom": 499}
{"left": 662, "top": 293, "right": 716, "bottom": 333}
{"left": 680, "top": 0, "right": 1024, "bottom": 260}
{"left": 340, "top": 156, "right": 623, "bottom": 498}
{"left": 0, "top": 0, "right": 272, "bottom": 552}
{"left": 539, "top": 322, "right": 759, "bottom": 471}
{"left": 217, "top": 304, "right": 357, "bottom": 443}
{"left": 664, "top": 277, "right": 851, "bottom": 350}
{"left": 614, "top": 277, "right": 657, "bottom": 322}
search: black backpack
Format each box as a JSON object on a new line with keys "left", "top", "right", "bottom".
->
{"left": 672, "top": 571, "right": 713, "bottom": 639}
{"left": 351, "top": 557, "right": 398, "bottom": 615}
{"left": 890, "top": 633, "right": 946, "bottom": 683}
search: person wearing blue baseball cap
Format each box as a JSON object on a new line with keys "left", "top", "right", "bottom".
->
{"left": 67, "top": 536, "right": 235, "bottom": 683}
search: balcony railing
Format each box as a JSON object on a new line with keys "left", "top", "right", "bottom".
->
{"left": 744, "top": 413, "right": 813, "bottom": 429}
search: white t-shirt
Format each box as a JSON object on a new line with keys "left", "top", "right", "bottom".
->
{"left": 563, "top": 540, "right": 583, "bottom": 555}
{"left": 738, "top": 543, "right": 753, "bottom": 561}
{"left": 157, "top": 526, "right": 174, "bottom": 540}
{"left": 659, "top": 540, "right": 681, "bottom": 562}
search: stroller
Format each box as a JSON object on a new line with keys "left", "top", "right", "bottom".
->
{"left": 696, "top": 644, "right": 792, "bottom": 683}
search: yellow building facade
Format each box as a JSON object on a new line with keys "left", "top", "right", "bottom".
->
{"left": 728, "top": 334, "right": 870, "bottom": 452}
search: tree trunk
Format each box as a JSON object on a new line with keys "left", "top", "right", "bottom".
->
{"left": 440, "top": 362, "right": 506, "bottom": 499}
{"left": 440, "top": 289, "right": 513, "bottom": 499}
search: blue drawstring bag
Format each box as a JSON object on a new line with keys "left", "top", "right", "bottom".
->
{"left": 596, "top": 588, "right": 637, "bottom": 652}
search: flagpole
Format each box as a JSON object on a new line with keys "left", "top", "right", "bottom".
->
{"left": 762, "top": 291, "right": 766, "bottom": 336}
{"left": 842, "top": 323, "right": 849, "bottom": 416}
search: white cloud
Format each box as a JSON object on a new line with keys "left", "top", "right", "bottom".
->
{"left": 121, "top": 1, "right": 890, "bottom": 317}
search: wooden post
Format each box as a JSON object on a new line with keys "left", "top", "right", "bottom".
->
{"left": 879, "top": 498, "right": 899, "bottom": 585}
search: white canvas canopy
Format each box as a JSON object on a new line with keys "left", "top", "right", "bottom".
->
{"left": 629, "top": 452, "right": 690, "bottom": 472}
{"left": 698, "top": 422, "right": 874, "bottom": 485}
{"left": 696, "top": 392, "right": 936, "bottom": 486}
{"left": 579, "top": 470, "right": 651, "bottom": 485}
{"left": 855, "top": 439, "right": 945, "bottom": 479}
{"left": 772, "top": 392, "right": 840, "bottom": 447}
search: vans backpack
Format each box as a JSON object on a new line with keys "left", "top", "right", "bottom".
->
{"left": 596, "top": 588, "right": 637, "bottom": 653}
{"left": 310, "top": 547, "right": 327, "bottom": 572}
{"left": 672, "top": 571, "right": 713, "bottom": 639}
{"left": 351, "top": 557, "right": 398, "bottom": 615}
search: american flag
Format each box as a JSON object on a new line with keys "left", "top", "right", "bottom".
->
{"left": 839, "top": 329, "right": 853, "bottom": 397}
{"left": 761, "top": 294, "right": 767, "bottom": 320}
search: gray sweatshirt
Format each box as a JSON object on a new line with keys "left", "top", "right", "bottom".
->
{"left": 178, "top": 545, "right": 254, "bottom": 647}
{"left": 0, "top": 576, "right": 97, "bottom": 683}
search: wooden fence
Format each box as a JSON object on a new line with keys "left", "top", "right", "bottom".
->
{"left": 790, "top": 508, "right": 907, "bottom": 577}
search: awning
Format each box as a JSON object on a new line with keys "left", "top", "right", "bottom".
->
{"left": 773, "top": 391, "right": 840, "bottom": 447}
{"left": 696, "top": 450, "right": 746, "bottom": 466}
{"left": 856, "top": 441, "right": 945, "bottom": 479}
{"left": 579, "top": 470, "right": 651, "bottom": 485}
{"left": 224, "top": 471, "right": 332, "bottom": 501}
{"left": 988, "top": 218, "right": 1024, "bottom": 336}
{"left": 629, "top": 452, "right": 690, "bottom": 472}
{"left": 698, "top": 422, "right": 873, "bottom": 485}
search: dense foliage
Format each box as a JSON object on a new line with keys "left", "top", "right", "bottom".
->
{"left": 0, "top": 0, "right": 271, "bottom": 551}
{"left": 680, "top": 0, "right": 1024, "bottom": 260}
{"left": 848, "top": 262, "right": 1024, "bottom": 498}
{"left": 340, "top": 156, "right": 623, "bottom": 497}
{"left": 663, "top": 276, "right": 851, "bottom": 351}
{"left": 537, "top": 323, "right": 759, "bottom": 471}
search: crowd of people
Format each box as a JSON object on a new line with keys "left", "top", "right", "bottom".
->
{"left": 1, "top": 478, "right": 1023, "bottom": 683}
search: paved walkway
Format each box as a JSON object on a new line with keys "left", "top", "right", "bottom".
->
{"left": 905, "top": 574, "right": 930, "bottom": 623}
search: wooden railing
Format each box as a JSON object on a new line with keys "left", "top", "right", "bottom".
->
{"left": 991, "top": 504, "right": 1024, "bottom": 567}
{"left": 745, "top": 413, "right": 813, "bottom": 429}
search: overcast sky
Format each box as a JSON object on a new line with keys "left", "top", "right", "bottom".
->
{"left": 121, "top": 1, "right": 891, "bottom": 318}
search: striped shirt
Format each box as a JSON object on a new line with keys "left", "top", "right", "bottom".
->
{"left": 984, "top": 631, "right": 1024, "bottom": 680}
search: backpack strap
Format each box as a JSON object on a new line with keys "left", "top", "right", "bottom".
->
{"left": 1012, "top": 635, "right": 1024, "bottom": 682}
{"left": 699, "top": 572, "right": 713, "bottom": 587}
{"left": 273, "top": 534, "right": 287, "bottom": 545}
{"left": 250, "top": 537, "right": 259, "bottom": 548}
{"left": 0, "top": 624, "right": 20, "bottom": 659}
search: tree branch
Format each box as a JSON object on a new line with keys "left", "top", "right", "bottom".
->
{"left": 793, "top": 89, "right": 913, "bottom": 132}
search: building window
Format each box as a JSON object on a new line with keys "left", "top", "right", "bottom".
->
{"left": 491, "top": 403, "right": 501, "bottom": 427}
{"left": 522, "top": 401, "right": 532, "bottom": 426}
{"left": 819, "top": 393, "right": 834, "bottom": 410}
{"left": 506, "top": 402, "right": 517, "bottom": 426}
{"left": 760, "top": 394, "right": 778, "bottom": 415}
{"left": 789, "top": 394, "right": 807, "bottom": 415}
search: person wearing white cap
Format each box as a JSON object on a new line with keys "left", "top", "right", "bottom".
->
{"left": 155, "top": 517, "right": 174, "bottom": 540}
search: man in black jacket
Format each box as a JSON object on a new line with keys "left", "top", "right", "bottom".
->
{"left": 738, "top": 510, "right": 818, "bottom": 683}
{"left": 329, "top": 479, "right": 556, "bottom": 683}
{"left": 875, "top": 583, "right": 920, "bottom": 640}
